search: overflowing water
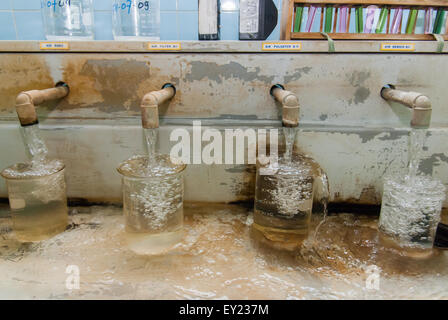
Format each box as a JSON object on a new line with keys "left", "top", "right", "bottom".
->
{"left": 117, "top": 154, "right": 186, "bottom": 255}
{"left": 379, "top": 128, "right": 446, "bottom": 249}
{"left": 3, "top": 170, "right": 68, "bottom": 242}
{"left": 0, "top": 123, "right": 69, "bottom": 242}
{"left": 1, "top": 204, "right": 447, "bottom": 299}
{"left": 116, "top": 124, "right": 186, "bottom": 255}
{"left": 282, "top": 126, "right": 329, "bottom": 220}
{"left": 253, "top": 126, "right": 329, "bottom": 248}
{"left": 254, "top": 155, "right": 315, "bottom": 245}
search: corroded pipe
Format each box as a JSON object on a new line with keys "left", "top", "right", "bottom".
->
{"left": 270, "top": 84, "right": 300, "bottom": 127}
{"left": 381, "top": 84, "right": 432, "bottom": 129}
{"left": 140, "top": 83, "right": 176, "bottom": 129}
{"left": 15, "top": 82, "right": 69, "bottom": 126}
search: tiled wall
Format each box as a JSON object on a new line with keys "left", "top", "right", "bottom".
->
{"left": 0, "top": 0, "right": 282, "bottom": 40}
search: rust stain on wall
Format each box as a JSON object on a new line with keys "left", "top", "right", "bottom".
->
{"left": 61, "top": 56, "right": 104, "bottom": 108}
{"left": 61, "top": 57, "right": 157, "bottom": 113}
{"left": 229, "top": 165, "right": 256, "bottom": 201}
{"left": 333, "top": 186, "right": 380, "bottom": 205}
{"left": 184, "top": 61, "right": 275, "bottom": 84}
{"left": 0, "top": 55, "right": 54, "bottom": 113}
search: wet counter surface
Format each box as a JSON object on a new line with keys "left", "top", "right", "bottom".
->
{"left": 0, "top": 203, "right": 447, "bottom": 300}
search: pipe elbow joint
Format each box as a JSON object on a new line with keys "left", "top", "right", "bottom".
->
{"left": 412, "top": 95, "right": 432, "bottom": 129}
{"left": 271, "top": 85, "right": 300, "bottom": 128}
{"left": 140, "top": 84, "right": 176, "bottom": 129}
{"left": 282, "top": 93, "right": 300, "bottom": 127}
{"left": 141, "top": 92, "right": 159, "bottom": 129}
{"left": 15, "top": 84, "right": 69, "bottom": 127}
{"left": 283, "top": 93, "right": 299, "bottom": 108}
{"left": 16, "top": 92, "right": 32, "bottom": 106}
{"left": 141, "top": 93, "right": 159, "bottom": 109}
{"left": 15, "top": 92, "right": 38, "bottom": 126}
{"left": 414, "top": 95, "right": 431, "bottom": 110}
{"left": 381, "top": 85, "right": 432, "bottom": 129}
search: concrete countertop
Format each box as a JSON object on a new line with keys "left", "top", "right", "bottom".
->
{"left": 0, "top": 203, "right": 447, "bottom": 299}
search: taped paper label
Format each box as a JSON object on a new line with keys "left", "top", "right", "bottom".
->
{"left": 39, "top": 42, "right": 70, "bottom": 50}
{"left": 380, "top": 43, "right": 415, "bottom": 51}
{"left": 148, "top": 42, "right": 181, "bottom": 50}
{"left": 262, "top": 42, "right": 302, "bottom": 51}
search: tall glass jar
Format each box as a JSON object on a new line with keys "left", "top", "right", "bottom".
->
{"left": 117, "top": 154, "right": 186, "bottom": 255}
{"left": 41, "top": 0, "right": 94, "bottom": 40}
{"left": 112, "top": 0, "right": 160, "bottom": 40}
{"left": 1, "top": 160, "right": 68, "bottom": 242}
{"left": 254, "top": 154, "right": 315, "bottom": 246}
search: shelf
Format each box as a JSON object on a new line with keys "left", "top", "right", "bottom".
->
{"left": 291, "top": 32, "right": 448, "bottom": 40}
{"left": 292, "top": 0, "right": 448, "bottom": 6}
{"left": 285, "top": 0, "right": 448, "bottom": 40}
{"left": 0, "top": 40, "right": 446, "bottom": 53}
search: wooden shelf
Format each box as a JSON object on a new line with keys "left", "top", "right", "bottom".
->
{"left": 291, "top": 32, "right": 448, "bottom": 40}
{"left": 292, "top": 0, "right": 448, "bottom": 6}
{"left": 285, "top": 0, "right": 448, "bottom": 40}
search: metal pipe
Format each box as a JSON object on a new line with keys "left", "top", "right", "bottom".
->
{"left": 270, "top": 84, "right": 300, "bottom": 127}
{"left": 140, "top": 83, "right": 176, "bottom": 129}
{"left": 381, "top": 84, "right": 432, "bottom": 129}
{"left": 15, "top": 82, "right": 69, "bottom": 126}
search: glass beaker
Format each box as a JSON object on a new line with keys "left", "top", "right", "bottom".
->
{"left": 254, "top": 154, "right": 315, "bottom": 245}
{"left": 112, "top": 0, "right": 160, "bottom": 40}
{"left": 1, "top": 160, "right": 68, "bottom": 242}
{"left": 379, "top": 174, "right": 446, "bottom": 251}
{"left": 117, "top": 154, "right": 186, "bottom": 255}
{"left": 41, "top": 0, "right": 94, "bottom": 40}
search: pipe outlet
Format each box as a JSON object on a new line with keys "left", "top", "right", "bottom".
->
{"left": 381, "top": 85, "right": 432, "bottom": 129}
{"left": 15, "top": 83, "right": 69, "bottom": 126}
{"left": 270, "top": 84, "right": 300, "bottom": 127}
{"left": 141, "top": 84, "right": 176, "bottom": 129}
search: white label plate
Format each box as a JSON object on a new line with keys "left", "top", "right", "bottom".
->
{"left": 39, "top": 42, "right": 70, "bottom": 50}
{"left": 148, "top": 42, "right": 182, "bottom": 50}
{"left": 380, "top": 42, "right": 416, "bottom": 52}
{"left": 262, "top": 42, "right": 302, "bottom": 51}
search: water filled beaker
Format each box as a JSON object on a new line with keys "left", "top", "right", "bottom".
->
{"left": 1, "top": 160, "right": 68, "bottom": 242}
{"left": 112, "top": 0, "right": 160, "bottom": 40}
{"left": 254, "top": 154, "right": 315, "bottom": 245}
{"left": 379, "top": 174, "right": 446, "bottom": 251}
{"left": 41, "top": 0, "right": 94, "bottom": 40}
{"left": 117, "top": 154, "right": 186, "bottom": 255}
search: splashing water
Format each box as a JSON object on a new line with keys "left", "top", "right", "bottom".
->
{"left": 1, "top": 125, "right": 68, "bottom": 242}
{"left": 21, "top": 125, "right": 48, "bottom": 165}
{"left": 379, "top": 128, "right": 446, "bottom": 249}
{"left": 117, "top": 154, "right": 186, "bottom": 255}
{"left": 2, "top": 123, "right": 64, "bottom": 179}
{"left": 254, "top": 151, "right": 330, "bottom": 249}
{"left": 312, "top": 170, "right": 329, "bottom": 240}
{"left": 255, "top": 125, "right": 330, "bottom": 247}
{"left": 144, "top": 128, "right": 158, "bottom": 166}
{"left": 2, "top": 204, "right": 448, "bottom": 299}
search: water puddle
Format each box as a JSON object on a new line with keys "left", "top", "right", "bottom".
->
{"left": 0, "top": 204, "right": 446, "bottom": 299}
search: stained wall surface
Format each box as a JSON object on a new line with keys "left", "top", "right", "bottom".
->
{"left": 0, "top": 43, "right": 447, "bottom": 204}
